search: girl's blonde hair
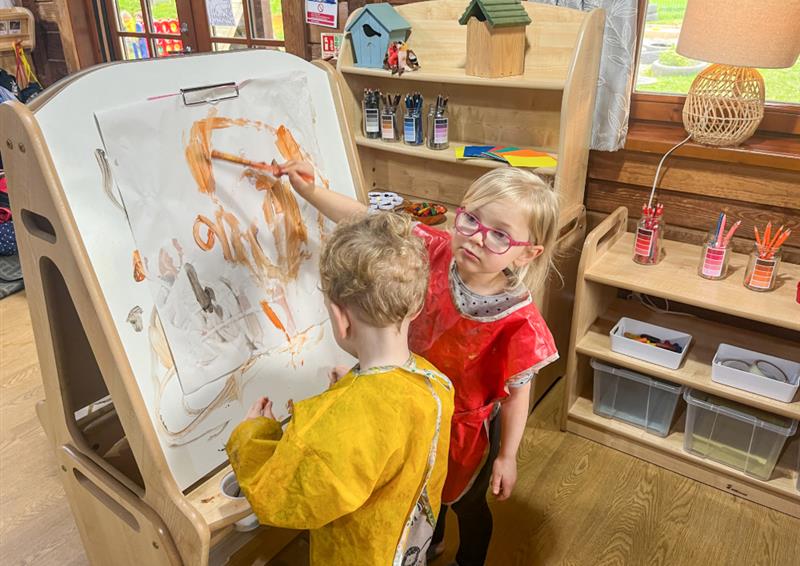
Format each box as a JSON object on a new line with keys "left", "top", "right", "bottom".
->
{"left": 461, "top": 168, "right": 560, "bottom": 291}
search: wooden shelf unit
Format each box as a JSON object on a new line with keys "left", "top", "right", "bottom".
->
{"left": 338, "top": 0, "right": 603, "bottom": 405}
{"left": 337, "top": 0, "right": 604, "bottom": 214}
{"left": 563, "top": 207, "right": 800, "bottom": 518}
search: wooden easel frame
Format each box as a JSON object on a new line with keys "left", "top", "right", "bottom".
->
{"left": 0, "top": 55, "right": 364, "bottom": 565}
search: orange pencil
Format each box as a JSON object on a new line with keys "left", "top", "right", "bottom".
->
{"left": 763, "top": 222, "right": 772, "bottom": 254}
{"left": 768, "top": 229, "right": 792, "bottom": 258}
{"left": 754, "top": 226, "right": 762, "bottom": 255}
{"left": 768, "top": 224, "right": 785, "bottom": 251}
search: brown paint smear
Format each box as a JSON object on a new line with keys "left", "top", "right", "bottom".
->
{"left": 185, "top": 111, "right": 316, "bottom": 289}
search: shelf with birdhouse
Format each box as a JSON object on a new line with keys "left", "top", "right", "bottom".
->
{"left": 338, "top": 0, "right": 604, "bottom": 222}
{"left": 338, "top": 0, "right": 603, "bottom": 406}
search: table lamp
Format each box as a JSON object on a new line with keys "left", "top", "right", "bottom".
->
{"left": 676, "top": 0, "right": 800, "bottom": 146}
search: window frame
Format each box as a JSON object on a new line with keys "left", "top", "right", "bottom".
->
{"left": 630, "top": 0, "right": 800, "bottom": 136}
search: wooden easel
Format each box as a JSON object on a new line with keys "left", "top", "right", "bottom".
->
{"left": 0, "top": 51, "right": 364, "bottom": 566}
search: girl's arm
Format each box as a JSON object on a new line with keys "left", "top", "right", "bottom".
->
{"left": 280, "top": 160, "right": 367, "bottom": 223}
{"left": 491, "top": 381, "right": 531, "bottom": 501}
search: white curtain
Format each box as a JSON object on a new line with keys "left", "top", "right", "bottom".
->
{"left": 530, "top": 0, "right": 638, "bottom": 151}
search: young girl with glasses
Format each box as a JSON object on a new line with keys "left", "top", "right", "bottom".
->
{"left": 280, "top": 163, "right": 560, "bottom": 566}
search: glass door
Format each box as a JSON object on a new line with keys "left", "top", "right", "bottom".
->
{"left": 105, "top": 0, "right": 197, "bottom": 60}
{"left": 102, "top": 0, "right": 287, "bottom": 60}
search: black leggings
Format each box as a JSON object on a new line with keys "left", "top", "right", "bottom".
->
{"left": 432, "top": 417, "right": 501, "bottom": 566}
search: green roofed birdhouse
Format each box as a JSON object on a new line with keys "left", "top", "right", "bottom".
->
{"left": 345, "top": 3, "right": 411, "bottom": 69}
{"left": 459, "top": 0, "right": 532, "bottom": 78}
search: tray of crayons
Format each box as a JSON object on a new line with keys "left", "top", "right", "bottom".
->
{"left": 404, "top": 201, "right": 447, "bottom": 225}
{"left": 610, "top": 317, "right": 692, "bottom": 370}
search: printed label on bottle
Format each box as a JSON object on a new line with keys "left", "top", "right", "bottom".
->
{"left": 404, "top": 116, "right": 416, "bottom": 143}
{"left": 381, "top": 114, "right": 395, "bottom": 140}
{"left": 702, "top": 246, "right": 726, "bottom": 277}
{"left": 748, "top": 258, "right": 776, "bottom": 289}
{"left": 434, "top": 117, "right": 448, "bottom": 144}
{"left": 365, "top": 109, "right": 379, "bottom": 134}
{"left": 634, "top": 227, "right": 653, "bottom": 257}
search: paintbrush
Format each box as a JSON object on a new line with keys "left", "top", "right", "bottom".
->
{"left": 211, "top": 150, "right": 314, "bottom": 182}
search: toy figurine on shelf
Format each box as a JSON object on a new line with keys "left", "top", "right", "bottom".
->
{"left": 383, "top": 41, "right": 420, "bottom": 76}
{"left": 383, "top": 42, "right": 399, "bottom": 73}
{"left": 633, "top": 202, "right": 665, "bottom": 265}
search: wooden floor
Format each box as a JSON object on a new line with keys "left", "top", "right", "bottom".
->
{"left": 2, "top": 291, "right": 799, "bottom": 565}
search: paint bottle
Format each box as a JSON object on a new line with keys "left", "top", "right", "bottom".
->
{"left": 633, "top": 215, "right": 664, "bottom": 265}
{"left": 698, "top": 230, "right": 730, "bottom": 280}
{"left": 744, "top": 243, "right": 781, "bottom": 292}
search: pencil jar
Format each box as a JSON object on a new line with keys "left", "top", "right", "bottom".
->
{"left": 633, "top": 216, "right": 664, "bottom": 265}
{"left": 744, "top": 244, "right": 781, "bottom": 292}
{"left": 426, "top": 104, "right": 449, "bottom": 150}
{"left": 380, "top": 107, "right": 399, "bottom": 142}
{"left": 362, "top": 97, "right": 380, "bottom": 139}
{"left": 698, "top": 231, "right": 730, "bottom": 280}
{"left": 403, "top": 109, "right": 424, "bottom": 146}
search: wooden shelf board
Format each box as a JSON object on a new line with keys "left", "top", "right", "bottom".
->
{"left": 624, "top": 121, "right": 800, "bottom": 172}
{"left": 584, "top": 232, "right": 800, "bottom": 332}
{"left": 340, "top": 64, "right": 567, "bottom": 91}
{"left": 577, "top": 299, "right": 800, "bottom": 419}
{"left": 356, "top": 135, "right": 558, "bottom": 176}
{"left": 567, "top": 397, "right": 800, "bottom": 505}
{"left": 187, "top": 465, "right": 252, "bottom": 532}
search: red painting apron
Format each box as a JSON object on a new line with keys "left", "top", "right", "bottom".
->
{"left": 410, "top": 224, "right": 557, "bottom": 503}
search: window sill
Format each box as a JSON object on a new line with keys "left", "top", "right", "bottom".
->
{"left": 623, "top": 121, "right": 800, "bottom": 172}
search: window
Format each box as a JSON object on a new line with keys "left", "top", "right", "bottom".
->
{"left": 206, "top": 0, "right": 285, "bottom": 52}
{"left": 635, "top": 0, "right": 799, "bottom": 105}
{"left": 104, "top": 0, "right": 286, "bottom": 60}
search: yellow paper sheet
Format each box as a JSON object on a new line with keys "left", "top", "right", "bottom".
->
{"left": 503, "top": 154, "right": 558, "bottom": 168}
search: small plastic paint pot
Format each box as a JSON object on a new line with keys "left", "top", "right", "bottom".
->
{"left": 221, "top": 471, "right": 244, "bottom": 499}
{"left": 220, "top": 472, "right": 260, "bottom": 532}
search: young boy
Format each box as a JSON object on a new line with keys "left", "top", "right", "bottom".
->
{"left": 226, "top": 212, "right": 454, "bottom": 566}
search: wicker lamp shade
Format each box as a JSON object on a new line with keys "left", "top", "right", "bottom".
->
{"left": 683, "top": 65, "right": 764, "bottom": 147}
{"left": 676, "top": 0, "right": 800, "bottom": 146}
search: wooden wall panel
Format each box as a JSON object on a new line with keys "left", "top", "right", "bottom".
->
{"left": 586, "top": 144, "right": 800, "bottom": 266}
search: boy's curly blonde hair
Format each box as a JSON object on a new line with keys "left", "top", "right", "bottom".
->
{"left": 319, "top": 212, "right": 429, "bottom": 328}
{"left": 461, "top": 168, "right": 560, "bottom": 291}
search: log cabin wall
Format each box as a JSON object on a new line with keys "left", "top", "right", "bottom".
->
{"left": 586, "top": 123, "right": 800, "bottom": 265}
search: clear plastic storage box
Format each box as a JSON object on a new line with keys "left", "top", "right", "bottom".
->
{"left": 683, "top": 388, "right": 798, "bottom": 481}
{"left": 591, "top": 359, "right": 684, "bottom": 437}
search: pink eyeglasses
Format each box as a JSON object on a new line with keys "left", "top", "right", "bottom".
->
{"left": 454, "top": 207, "right": 531, "bottom": 255}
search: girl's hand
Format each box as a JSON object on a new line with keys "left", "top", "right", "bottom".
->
{"left": 490, "top": 455, "right": 517, "bottom": 501}
{"left": 278, "top": 160, "right": 316, "bottom": 198}
{"left": 327, "top": 365, "right": 351, "bottom": 388}
{"left": 246, "top": 396, "right": 276, "bottom": 421}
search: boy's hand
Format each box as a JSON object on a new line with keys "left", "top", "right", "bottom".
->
{"left": 246, "top": 396, "right": 276, "bottom": 421}
{"left": 327, "top": 365, "right": 351, "bottom": 388}
{"left": 490, "top": 455, "right": 517, "bottom": 501}
{"left": 278, "top": 160, "right": 315, "bottom": 198}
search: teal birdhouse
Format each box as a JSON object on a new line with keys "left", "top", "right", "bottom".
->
{"left": 345, "top": 3, "right": 411, "bottom": 69}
